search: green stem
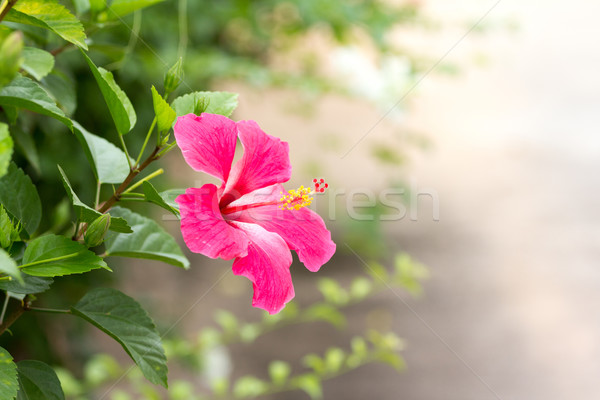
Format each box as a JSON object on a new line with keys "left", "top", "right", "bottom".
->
{"left": 123, "top": 168, "right": 163, "bottom": 194}
{"left": 0, "top": 292, "right": 9, "bottom": 325}
{"left": 136, "top": 118, "right": 157, "bottom": 166}
{"left": 28, "top": 307, "right": 71, "bottom": 315}
{"left": 19, "top": 252, "right": 81, "bottom": 269}
{"left": 0, "top": 0, "right": 18, "bottom": 22}
{"left": 177, "top": 0, "right": 188, "bottom": 60}
{"left": 119, "top": 192, "right": 145, "bottom": 199}
{"left": 94, "top": 181, "right": 102, "bottom": 208}
{"left": 118, "top": 134, "right": 133, "bottom": 170}
{"left": 157, "top": 141, "right": 177, "bottom": 158}
{"left": 0, "top": 276, "right": 11, "bottom": 281}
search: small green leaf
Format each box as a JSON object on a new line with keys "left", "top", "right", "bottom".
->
{"left": 21, "top": 47, "right": 54, "bottom": 81}
{"left": 57, "top": 165, "right": 132, "bottom": 233}
{"left": 151, "top": 86, "right": 176, "bottom": 134}
{"left": 0, "top": 163, "right": 42, "bottom": 236}
{"left": 104, "top": 0, "right": 165, "bottom": 18}
{"left": 72, "top": 122, "right": 130, "bottom": 184}
{"left": 105, "top": 207, "right": 189, "bottom": 269}
{"left": 17, "top": 360, "right": 64, "bottom": 400}
{"left": 303, "top": 304, "right": 346, "bottom": 329}
{"left": 70, "top": 288, "right": 168, "bottom": 387}
{"left": 214, "top": 310, "right": 238, "bottom": 335}
{"left": 0, "top": 248, "right": 22, "bottom": 283}
{"left": 232, "top": 376, "right": 267, "bottom": 398}
{"left": 324, "top": 348, "right": 345, "bottom": 373}
{"left": 142, "top": 182, "right": 178, "bottom": 216}
{"left": 21, "top": 234, "right": 109, "bottom": 277}
{"left": 81, "top": 51, "right": 136, "bottom": 135}
{"left": 158, "top": 189, "right": 184, "bottom": 211}
{"left": 0, "top": 205, "right": 20, "bottom": 248}
{"left": 317, "top": 278, "right": 349, "bottom": 305}
{"left": 6, "top": 0, "right": 87, "bottom": 49}
{"left": 0, "top": 274, "right": 53, "bottom": 294}
{"left": 374, "top": 352, "right": 405, "bottom": 372}
{"left": 0, "top": 76, "right": 73, "bottom": 129}
{"left": 0, "top": 31, "right": 23, "bottom": 89}
{"left": 291, "top": 374, "right": 322, "bottom": 400}
{"left": 268, "top": 361, "right": 291, "bottom": 386}
{"left": 171, "top": 91, "right": 238, "bottom": 117}
{"left": 0, "top": 347, "right": 18, "bottom": 400}
{"left": 349, "top": 277, "right": 372, "bottom": 300}
{"left": 0, "top": 123, "right": 13, "bottom": 178}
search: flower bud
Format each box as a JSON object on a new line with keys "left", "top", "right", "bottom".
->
{"left": 163, "top": 57, "right": 183, "bottom": 95}
{"left": 84, "top": 214, "right": 111, "bottom": 248}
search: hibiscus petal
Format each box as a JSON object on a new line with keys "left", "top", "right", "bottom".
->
{"left": 226, "top": 184, "right": 336, "bottom": 272}
{"left": 231, "top": 222, "right": 294, "bottom": 314}
{"left": 174, "top": 113, "right": 237, "bottom": 183}
{"left": 176, "top": 184, "right": 248, "bottom": 260}
{"left": 221, "top": 120, "right": 291, "bottom": 205}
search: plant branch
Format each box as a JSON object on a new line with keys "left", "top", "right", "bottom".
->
{"left": 97, "top": 146, "right": 161, "bottom": 213}
{"left": 0, "top": 295, "right": 31, "bottom": 336}
{"left": 0, "top": 0, "right": 18, "bottom": 22}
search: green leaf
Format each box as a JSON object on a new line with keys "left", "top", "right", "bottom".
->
{"left": 142, "top": 182, "right": 178, "bottom": 216}
{"left": 21, "top": 47, "right": 54, "bottom": 81}
{"left": 324, "top": 348, "right": 345, "bottom": 372}
{"left": 81, "top": 51, "right": 136, "bottom": 135}
{"left": 105, "top": 0, "right": 165, "bottom": 18}
{"left": 151, "top": 86, "right": 176, "bottom": 134}
{"left": 0, "top": 274, "right": 53, "bottom": 294}
{"left": 0, "top": 31, "right": 23, "bottom": 89}
{"left": 232, "top": 376, "right": 267, "bottom": 398}
{"left": 10, "top": 126, "right": 39, "bottom": 174}
{"left": 57, "top": 165, "right": 132, "bottom": 233}
{"left": 21, "top": 234, "right": 109, "bottom": 277}
{"left": 105, "top": 207, "right": 189, "bottom": 269}
{"left": 317, "top": 277, "right": 349, "bottom": 305}
{"left": 158, "top": 189, "right": 184, "bottom": 211}
{"left": 0, "top": 76, "right": 72, "bottom": 129}
{"left": 0, "top": 347, "right": 18, "bottom": 400}
{"left": 171, "top": 91, "right": 238, "bottom": 118}
{"left": 291, "top": 374, "right": 322, "bottom": 400}
{"left": 42, "top": 71, "right": 77, "bottom": 115}
{"left": 268, "top": 361, "right": 291, "bottom": 386}
{"left": 16, "top": 360, "right": 65, "bottom": 400}
{"left": 0, "top": 163, "right": 41, "bottom": 236}
{"left": 72, "top": 122, "right": 130, "bottom": 184}
{"left": 0, "top": 248, "right": 22, "bottom": 283}
{"left": 0, "top": 123, "right": 13, "bottom": 178}
{"left": 70, "top": 288, "right": 168, "bottom": 387}
{"left": 374, "top": 352, "right": 405, "bottom": 372}
{"left": 6, "top": 0, "right": 87, "bottom": 49}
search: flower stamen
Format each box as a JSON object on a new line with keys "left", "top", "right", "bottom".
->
{"left": 279, "top": 178, "right": 328, "bottom": 211}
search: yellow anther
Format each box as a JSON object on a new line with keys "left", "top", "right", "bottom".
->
{"left": 279, "top": 184, "right": 314, "bottom": 211}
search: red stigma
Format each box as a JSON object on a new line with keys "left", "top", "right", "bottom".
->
{"left": 313, "top": 178, "right": 329, "bottom": 194}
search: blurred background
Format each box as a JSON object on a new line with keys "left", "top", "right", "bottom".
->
{"left": 6, "top": 0, "right": 600, "bottom": 399}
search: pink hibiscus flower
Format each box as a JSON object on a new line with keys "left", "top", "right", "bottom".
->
{"left": 174, "top": 113, "right": 336, "bottom": 314}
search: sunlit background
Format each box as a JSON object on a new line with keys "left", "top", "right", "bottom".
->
{"left": 115, "top": 0, "right": 600, "bottom": 398}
